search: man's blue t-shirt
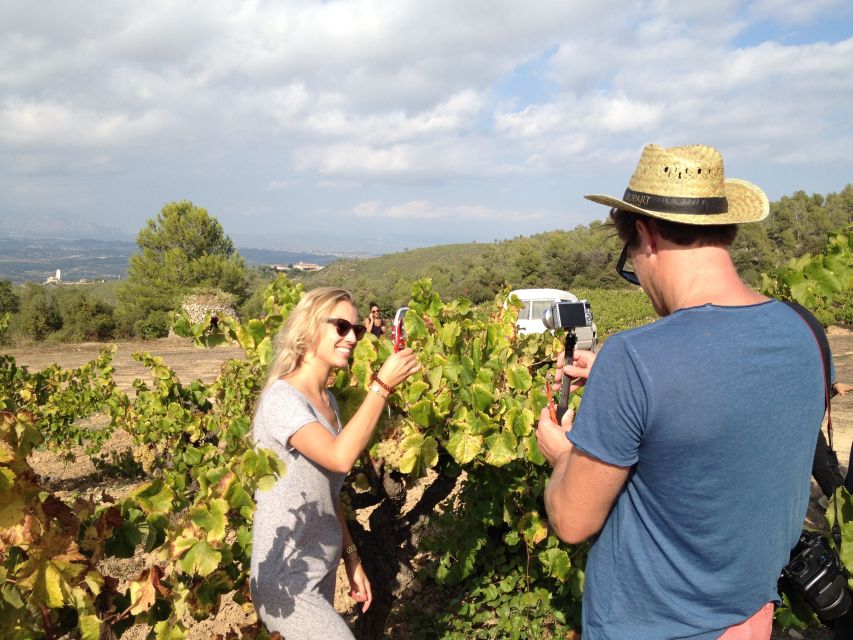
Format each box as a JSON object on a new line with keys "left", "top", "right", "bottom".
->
{"left": 568, "top": 300, "right": 828, "bottom": 640}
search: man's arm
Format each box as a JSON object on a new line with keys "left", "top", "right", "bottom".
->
{"left": 545, "top": 445, "right": 630, "bottom": 544}
{"left": 538, "top": 408, "right": 630, "bottom": 543}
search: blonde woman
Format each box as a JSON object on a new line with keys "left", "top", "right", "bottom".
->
{"left": 249, "top": 287, "right": 420, "bottom": 638}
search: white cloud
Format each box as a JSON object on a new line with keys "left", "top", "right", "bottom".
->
{"left": 352, "top": 199, "right": 547, "bottom": 221}
{"left": 748, "top": 0, "right": 850, "bottom": 25}
{"left": 0, "top": 0, "right": 851, "bottom": 249}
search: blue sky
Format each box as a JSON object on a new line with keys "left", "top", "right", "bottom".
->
{"left": 1, "top": 0, "right": 852, "bottom": 254}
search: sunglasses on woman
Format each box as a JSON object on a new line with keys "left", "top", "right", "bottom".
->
{"left": 326, "top": 318, "right": 367, "bottom": 340}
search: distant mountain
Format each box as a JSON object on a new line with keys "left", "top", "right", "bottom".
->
{"left": 0, "top": 235, "right": 345, "bottom": 283}
{"left": 0, "top": 214, "right": 131, "bottom": 241}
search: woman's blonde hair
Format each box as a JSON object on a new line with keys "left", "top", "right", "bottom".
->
{"left": 264, "top": 287, "right": 356, "bottom": 388}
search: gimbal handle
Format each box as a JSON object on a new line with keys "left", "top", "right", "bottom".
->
{"left": 557, "top": 328, "right": 578, "bottom": 424}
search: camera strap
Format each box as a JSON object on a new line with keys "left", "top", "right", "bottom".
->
{"left": 784, "top": 301, "right": 840, "bottom": 548}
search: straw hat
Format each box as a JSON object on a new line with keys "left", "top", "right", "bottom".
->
{"left": 585, "top": 144, "right": 769, "bottom": 224}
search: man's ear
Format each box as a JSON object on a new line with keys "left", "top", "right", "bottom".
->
{"left": 635, "top": 218, "right": 657, "bottom": 254}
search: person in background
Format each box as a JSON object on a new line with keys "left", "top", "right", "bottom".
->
{"left": 249, "top": 287, "right": 420, "bottom": 639}
{"left": 814, "top": 380, "right": 853, "bottom": 503}
{"left": 365, "top": 302, "right": 385, "bottom": 338}
{"left": 536, "top": 144, "right": 829, "bottom": 640}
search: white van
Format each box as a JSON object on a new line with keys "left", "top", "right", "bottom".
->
{"left": 508, "top": 288, "right": 598, "bottom": 351}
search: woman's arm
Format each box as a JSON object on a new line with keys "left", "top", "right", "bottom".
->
{"left": 289, "top": 348, "right": 420, "bottom": 473}
{"left": 337, "top": 500, "right": 372, "bottom": 611}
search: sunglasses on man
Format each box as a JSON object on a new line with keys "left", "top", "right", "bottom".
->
{"left": 326, "top": 318, "right": 367, "bottom": 340}
{"left": 616, "top": 239, "right": 640, "bottom": 285}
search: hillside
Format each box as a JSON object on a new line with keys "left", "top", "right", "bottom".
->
{"left": 295, "top": 186, "right": 853, "bottom": 317}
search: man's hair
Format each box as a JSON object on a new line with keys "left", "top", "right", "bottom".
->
{"left": 610, "top": 209, "right": 738, "bottom": 248}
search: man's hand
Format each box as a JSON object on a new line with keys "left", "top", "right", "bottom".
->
{"left": 555, "top": 349, "right": 597, "bottom": 394}
{"left": 834, "top": 382, "right": 852, "bottom": 397}
{"left": 536, "top": 407, "right": 574, "bottom": 466}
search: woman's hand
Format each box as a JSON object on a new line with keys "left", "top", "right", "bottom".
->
{"left": 345, "top": 558, "right": 373, "bottom": 612}
{"left": 376, "top": 347, "right": 421, "bottom": 388}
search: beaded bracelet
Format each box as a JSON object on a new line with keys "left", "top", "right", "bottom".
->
{"left": 343, "top": 543, "right": 358, "bottom": 558}
{"left": 371, "top": 372, "right": 396, "bottom": 395}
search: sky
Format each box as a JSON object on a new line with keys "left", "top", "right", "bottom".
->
{"left": 1, "top": 1, "right": 852, "bottom": 254}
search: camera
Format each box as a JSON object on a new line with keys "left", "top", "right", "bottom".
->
{"left": 542, "top": 300, "right": 594, "bottom": 330}
{"left": 780, "top": 530, "right": 851, "bottom": 621}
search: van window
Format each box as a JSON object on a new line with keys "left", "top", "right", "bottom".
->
{"left": 531, "top": 300, "right": 552, "bottom": 320}
{"left": 519, "top": 301, "right": 532, "bottom": 320}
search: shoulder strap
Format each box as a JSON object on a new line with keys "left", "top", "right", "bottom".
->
{"left": 783, "top": 300, "right": 841, "bottom": 547}
{"left": 783, "top": 301, "right": 831, "bottom": 403}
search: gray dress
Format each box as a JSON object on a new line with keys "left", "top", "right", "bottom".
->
{"left": 249, "top": 380, "right": 354, "bottom": 639}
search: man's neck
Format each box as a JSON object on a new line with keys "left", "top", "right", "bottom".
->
{"left": 659, "top": 245, "right": 768, "bottom": 314}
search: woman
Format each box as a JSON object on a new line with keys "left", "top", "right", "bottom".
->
{"left": 249, "top": 287, "right": 420, "bottom": 638}
{"left": 364, "top": 302, "right": 384, "bottom": 337}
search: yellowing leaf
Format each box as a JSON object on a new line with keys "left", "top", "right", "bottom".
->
{"left": 398, "top": 435, "right": 438, "bottom": 475}
{"left": 78, "top": 613, "right": 101, "bottom": 640}
{"left": 83, "top": 571, "right": 104, "bottom": 596}
{"left": 128, "top": 573, "right": 157, "bottom": 615}
{"left": 520, "top": 511, "right": 548, "bottom": 546}
{"left": 0, "top": 488, "right": 26, "bottom": 530}
{"left": 189, "top": 498, "right": 229, "bottom": 542}
{"left": 484, "top": 431, "right": 518, "bottom": 467}
{"left": 154, "top": 620, "right": 187, "bottom": 640}
{"left": 131, "top": 479, "right": 175, "bottom": 515}
{"left": 446, "top": 430, "right": 483, "bottom": 465}
{"left": 179, "top": 540, "right": 221, "bottom": 577}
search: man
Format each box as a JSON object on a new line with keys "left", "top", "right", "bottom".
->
{"left": 537, "top": 144, "right": 828, "bottom": 639}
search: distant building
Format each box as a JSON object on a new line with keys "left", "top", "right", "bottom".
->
{"left": 293, "top": 262, "right": 324, "bottom": 272}
{"left": 43, "top": 269, "right": 61, "bottom": 285}
{"left": 269, "top": 262, "right": 325, "bottom": 272}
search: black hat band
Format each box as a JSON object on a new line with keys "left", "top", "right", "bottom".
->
{"left": 623, "top": 188, "right": 729, "bottom": 215}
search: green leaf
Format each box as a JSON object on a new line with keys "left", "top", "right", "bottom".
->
{"left": 1, "top": 583, "right": 24, "bottom": 609}
{"left": 246, "top": 319, "right": 266, "bottom": 346}
{"left": 408, "top": 398, "right": 433, "bottom": 427}
{"left": 538, "top": 547, "right": 571, "bottom": 582}
{"left": 255, "top": 336, "right": 273, "bottom": 366}
{"left": 523, "top": 433, "right": 546, "bottom": 465}
{"left": 183, "top": 445, "right": 203, "bottom": 467}
{"left": 428, "top": 365, "right": 444, "bottom": 390}
{"left": 471, "top": 383, "right": 494, "bottom": 412}
{"left": 405, "top": 312, "right": 427, "bottom": 340}
{"left": 804, "top": 261, "right": 842, "bottom": 295}
{"left": 507, "top": 365, "right": 532, "bottom": 392}
{"left": 439, "top": 321, "right": 462, "bottom": 347}
{"left": 406, "top": 381, "right": 430, "bottom": 404}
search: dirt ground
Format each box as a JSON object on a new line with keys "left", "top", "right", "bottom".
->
{"left": 6, "top": 327, "right": 853, "bottom": 639}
